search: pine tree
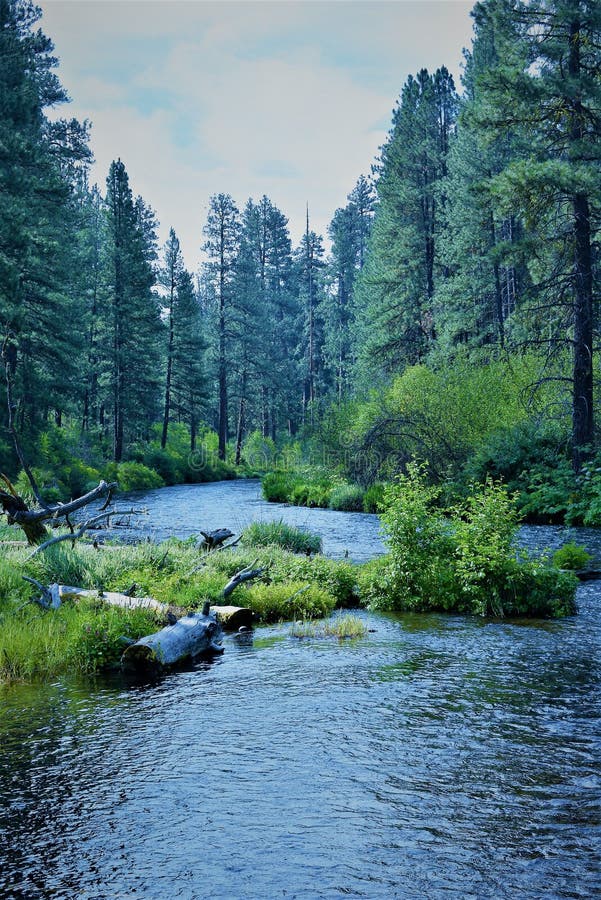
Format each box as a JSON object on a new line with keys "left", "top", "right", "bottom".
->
{"left": 295, "top": 213, "right": 326, "bottom": 425}
{"left": 102, "top": 160, "right": 162, "bottom": 461}
{"left": 354, "top": 68, "right": 457, "bottom": 383}
{"left": 202, "top": 193, "right": 241, "bottom": 459}
{"left": 0, "top": 0, "right": 91, "bottom": 443}
{"left": 472, "top": 0, "right": 601, "bottom": 468}
{"left": 434, "top": 11, "right": 528, "bottom": 358}
{"left": 324, "top": 176, "right": 376, "bottom": 401}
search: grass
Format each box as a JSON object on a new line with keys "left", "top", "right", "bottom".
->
{"left": 290, "top": 613, "right": 368, "bottom": 640}
{"left": 0, "top": 599, "right": 159, "bottom": 682}
{"left": 0, "top": 535, "right": 358, "bottom": 682}
{"left": 240, "top": 520, "right": 322, "bottom": 554}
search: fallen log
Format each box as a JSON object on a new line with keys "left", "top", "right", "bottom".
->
{"left": 121, "top": 604, "right": 224, "bottom": 673}
{"left": 211, "top": 605, "right": 253, "bottom": 630}
{"left": 52, "top": 585, "right": 252, "bottom": 630}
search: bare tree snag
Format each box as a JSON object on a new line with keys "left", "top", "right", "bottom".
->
{"left": 0, "top": 478, "right": 120, "bottom": 545}
{"left": 199, "top": 528, "right": 234, "bottom": 551}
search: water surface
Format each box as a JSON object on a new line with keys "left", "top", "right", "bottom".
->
{"left": 1, "top": 480, "right": 600, "bottom": 898}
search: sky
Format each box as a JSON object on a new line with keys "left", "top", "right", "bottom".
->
{"left": 40, "top": 0, "right": 476, "bottom": 271}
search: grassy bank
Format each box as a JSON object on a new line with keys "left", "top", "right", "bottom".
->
{"left": 261, "top": 469, "right": 386, "bottom": 513}
{"left": 0, "top": 480, "right": 579, "bottom": 683}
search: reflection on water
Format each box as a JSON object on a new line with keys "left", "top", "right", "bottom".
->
{"left": 1, "top": 589, "right": 600, "bottom": 899}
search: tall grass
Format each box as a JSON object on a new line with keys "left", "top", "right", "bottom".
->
{"left": 290, "top": 614, "right": 368, "bottom": 639}
{"left": 240, "top": 520, "right": 322, "bottom": 554}
{"left": 0, "top": 600, "right": 158, "bottom": 682}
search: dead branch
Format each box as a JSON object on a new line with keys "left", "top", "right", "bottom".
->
{"left": 222, "top": 559, "right": 264, "bottom": 598}
{"left": 25, "top": 508, "right": 143, "bottom": 558}
{"left": 0, "top": 478, "right": 120, "bottom": 544}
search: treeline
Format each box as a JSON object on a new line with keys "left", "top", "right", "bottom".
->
{"left": 1, "top": 0, "right": 600, "bottom": 498}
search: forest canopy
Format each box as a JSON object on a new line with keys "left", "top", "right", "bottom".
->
{"left": 0, "top": 0, "right": 599, "bottom": 511}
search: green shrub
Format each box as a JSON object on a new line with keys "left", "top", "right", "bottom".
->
{"left": 262, "top": 471, "right": 300, "bottom": 503}
{"left": 242, "top": 431, "right": 277, "bottom": 470}
{"left": 329, "top": 483, "right": 365, "bottom": 512}
{"left": 552, "top": 541, "right": 592, "bottom": 570}
{"left": 14, "top": 468, "right": 65, "bottom": 504}
{"left": 240, "top": 520, "right": 322, "bottom": 555}
{"left": 142, "top": 447, "right": 182, "bottom": 485}
{"left": 361, "top": 464, "right": 577, "bottom": 618}
{"left": 363, "top": 482, "right": 387, "bottom": 513}
{"left": 109, "top": 461, "right": 164, "bottom": 492}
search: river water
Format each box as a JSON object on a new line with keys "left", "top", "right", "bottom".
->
{"left": 1, "top": 480, "right": 600, "bottom": 899}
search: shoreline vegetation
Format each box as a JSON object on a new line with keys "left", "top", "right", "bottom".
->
{"left": 0, "top": 475, "right": 579, "bottom": 685}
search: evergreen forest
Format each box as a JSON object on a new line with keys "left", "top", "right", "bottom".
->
{"left": 1, "top": 0, "right": 600, "bottom": 526}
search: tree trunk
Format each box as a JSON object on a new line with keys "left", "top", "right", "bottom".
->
{"left": 161, "top": 277, "right": 176, "bottom": 449}
{"left": 569, "top": 16, "right": 594, "bottom": 471}
{"left": 121, "top": 608, "right": 224, "bottom": 673}
{"left": 571, "top": 191, "right": 594, "bottom": 471}
{"left": 235, "top": 371, "right": 247, "bottom": 466}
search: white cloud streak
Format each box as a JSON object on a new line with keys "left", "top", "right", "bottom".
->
{"left": 41, "top": 0, "right": 475, "bottom": 269}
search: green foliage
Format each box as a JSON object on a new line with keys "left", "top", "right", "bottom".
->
{"left": 323, "top": 613, "right": 367, "bottom": 639}
{"left": 363, "top": 482, "right": 387, "bottom": 513}
{"left": 360, "top": 464, "right": 577, "bottom": 617}
{"left": 262, "top": 471, "right": 301, "bottom": 503}
{"left": 328, "top": 483, "right": 365, "bottom": 512}
{"left": 106, "top": 461, "right": 164, "bottom": 492}
{"left": 262, "top": 468, "right": 337, "bottom": 509}
{"left": 0, "top": 600, "right": 159, "bottom": 682}
{"left": 242, "top": 431, "right": 277, "bottom": 471}
{"left": 243, "top": 581, "right": 336, "bottom": 623}
{"left": 240, "top": 520, "right": 322, "bottom": 555}
{"left": 290, "top": 613, "right": 368, "bottom": 639}
{"left": 68, "top": 602, "right": 160, "bottom": 674}
{"left": 552, "top": 542, "right": 592, "bottom": 571}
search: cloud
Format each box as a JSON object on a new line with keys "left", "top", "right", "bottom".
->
{"left": 41, "top": 0, "right": 475, "bottom": 269}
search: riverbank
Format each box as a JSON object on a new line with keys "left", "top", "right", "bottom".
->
{"left": 0, "top": 474, "right": 581, "bottom": 683}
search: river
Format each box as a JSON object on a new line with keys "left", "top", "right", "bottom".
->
{"left": 0, "top": 480, "right": 599, "bottom": 898}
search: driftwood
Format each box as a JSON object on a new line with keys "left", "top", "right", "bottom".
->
{"left": 222, "top": 559, "right": 264, "bottom": 598}
{"left": 120, "top": 559, "right": 264, "bottom": 671}
{"left": 199, "top": 528, "right": 234, "bottom": 551}
{"left": 121, "top": 604, "right": 224, "bottom": 673}
{"left": 0, "top": 475, "right": 120, "bottom": 545}
{"left": 24, "top": 559, "right": 260, "bottom": 674}
{"left": 54, "top": 585, "right": 253, "bottom": 630}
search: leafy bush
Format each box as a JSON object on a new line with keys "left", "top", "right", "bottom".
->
{"left": 359, "top": 464, "right": 577, "bottom": 617}
{"left": 14, "top": 468, "right": 65, "bottom": 504}
{"left": 242, "top": 431, "right": 277, "bottom": 471}
{"left": 328, "top": 484, "right": 365, "bottom": 512}
{"left": 552, "top": 541, "right": 592, "bottom": 570}
{"left": 240, "top": 520, "right": 322, "bottom": 555}
{"left": 107, "top": 461, "right": 164, "bottom": 492}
